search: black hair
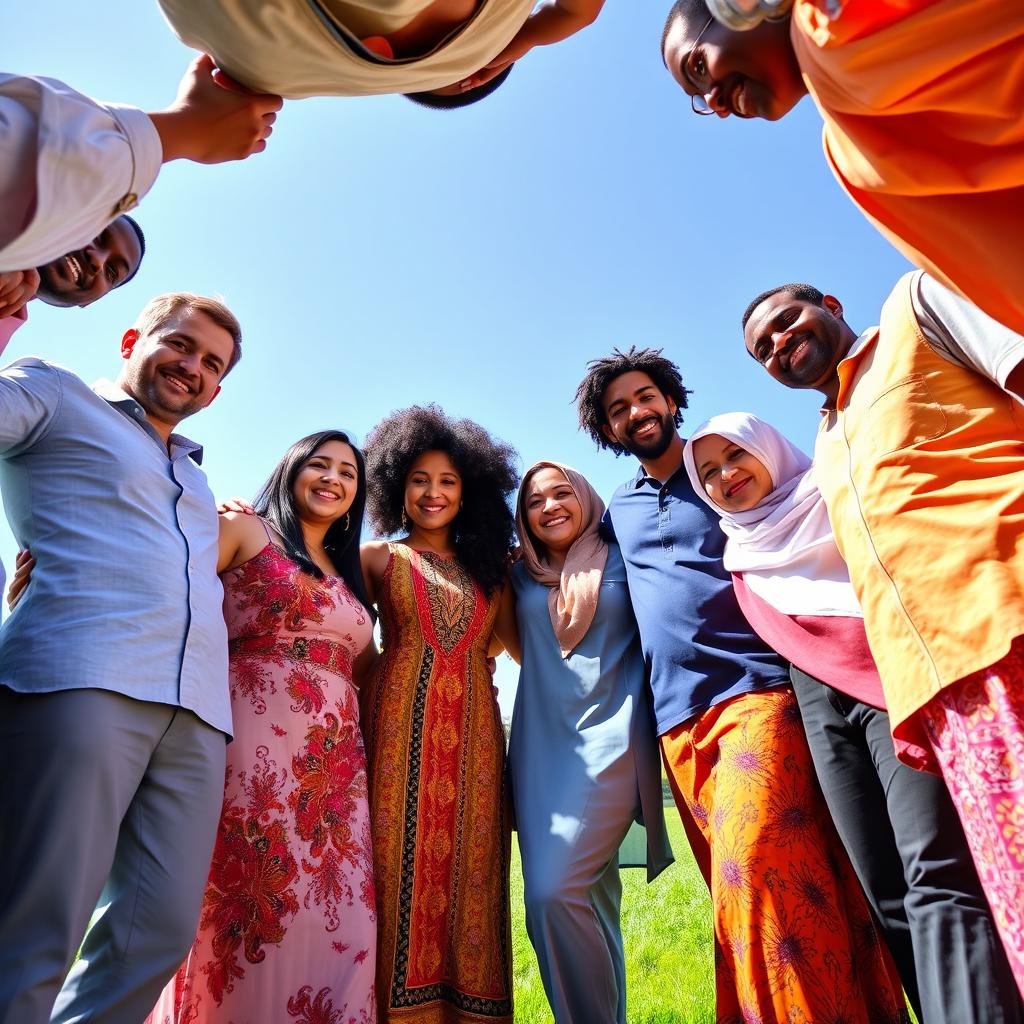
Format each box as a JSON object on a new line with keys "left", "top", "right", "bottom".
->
{"left": 661, "top": 0, "right": 708, "bottom": 56}
{"left": 119, "top": 215, "right": 146, "bottom": 287}
{"left": 574, "top": 345, "right": 692, "bottom": 455}
{"left": 404, "top": 64, "right": 514, "bottom": 110}
{"left": 252, "top": 429, "right": 373, "bottom": 613}
{"left": 741, "top": 283, "right": 825, "bottom": 329}
{"left": 364, "top": 405, "right": 518, "bottom": 596}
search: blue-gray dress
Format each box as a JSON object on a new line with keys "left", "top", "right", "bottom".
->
{"left": 509, "top": 543, "right": 672, "bottom": 1024}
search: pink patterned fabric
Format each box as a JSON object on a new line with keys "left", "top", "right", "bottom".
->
{"left": 920, "top": 637, "right": 1024, "bottom": 1000}
{"left": 148, "top": 541, "right": 377, "bottom": 1023}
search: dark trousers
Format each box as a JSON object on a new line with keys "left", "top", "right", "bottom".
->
{"left": 0, "top": 687, "right": 225, "bottom": 1024}
{"left": 790, "top": 666, "right": 1023, "bottom": 1024}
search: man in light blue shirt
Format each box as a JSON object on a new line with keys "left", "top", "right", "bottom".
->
{"left": 0, "top": 292, "right": 242, "bottom": 1024}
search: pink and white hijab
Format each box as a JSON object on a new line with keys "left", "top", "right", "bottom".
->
{"left": 682, "top": 412, "right": 863, "bottom": 618}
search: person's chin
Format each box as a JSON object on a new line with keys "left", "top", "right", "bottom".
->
{"left": 765, "top": 89, "right": 804, "bottom": 122}
{"left": 33, "top": 286, "right": 77, "bottom": 309}
{"left": 626, "top": 434, "right": 672, "bottom": 460}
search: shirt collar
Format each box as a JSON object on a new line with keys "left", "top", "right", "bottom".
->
{"left": 91, "top": 378, "right": 205, "bottom": 464}
{"left": 818, "top": 326, "right": 879, "bottom": 414}
{"left": 631, "top": 453, "right": 685, "bottom": 489}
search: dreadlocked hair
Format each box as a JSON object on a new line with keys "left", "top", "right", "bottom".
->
{"left": 574, "top": 345, "right": 691, "bottom": 455}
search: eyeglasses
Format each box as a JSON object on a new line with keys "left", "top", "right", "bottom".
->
{"left": 683, "top": 17, "right": 716, "bottom": 116}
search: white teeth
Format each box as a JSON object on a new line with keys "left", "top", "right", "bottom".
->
{"left": 65, "top": 254, "right": 84, "bottom": 286}
{"left": 164, "top": 374, "right": 189, "bottom": 393}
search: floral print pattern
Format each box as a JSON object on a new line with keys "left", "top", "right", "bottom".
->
{"left": 147, "top": 539, "right": 376, "bottom": 1023}
{"left": 921, "top": 637, "right": 1024, "bottom": 999}
{"left": 661, "top": 686, "right": 910, "bottom": 1024}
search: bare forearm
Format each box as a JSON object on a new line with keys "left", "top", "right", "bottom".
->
{"left": 522, "top": 0, "right": 604, "bottom": 46}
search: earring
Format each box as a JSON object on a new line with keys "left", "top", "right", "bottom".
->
{"left": 343, "top": 512, "right": 350, "bottom": 532}
{"left": 401, "top": 508, "right": 409, "bottom": 531}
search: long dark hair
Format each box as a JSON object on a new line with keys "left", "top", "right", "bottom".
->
{"left": 252, "top": 429, "right": 373, "bottom": 613}
{"left": 364, "top": 405, "right": 518, "bottom": 597}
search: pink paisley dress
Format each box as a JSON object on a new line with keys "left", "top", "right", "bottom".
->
{"left": 148, "top": 534, "right": 377, "bottom": 1024}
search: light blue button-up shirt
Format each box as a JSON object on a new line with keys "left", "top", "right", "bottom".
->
{"left": 0, "top": 357, "right": 230, "bottom": 735}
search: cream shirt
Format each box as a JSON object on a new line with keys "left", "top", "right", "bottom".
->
{"left": 157, "top": 0, "right": 534, "bottom": 98}
{"left": 0, "top": 75, "right": 162, "bottom": 272}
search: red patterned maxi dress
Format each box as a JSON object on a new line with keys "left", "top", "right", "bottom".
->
{"left": 361, "top": 544, "right": 512, "bottom": 1024}
{"left": 148, "top": 536, "right": 377, "bottom": 1024}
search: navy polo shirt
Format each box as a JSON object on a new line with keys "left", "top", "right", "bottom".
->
{"left": 604, "top": 457, "right": 789, "bottom": 736}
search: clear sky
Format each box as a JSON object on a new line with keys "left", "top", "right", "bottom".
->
{"left": 3, "top": 2, "right": 912, "bottom": 703}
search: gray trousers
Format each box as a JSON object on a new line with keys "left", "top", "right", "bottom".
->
{"left": 520, "top": 771, "right": 637, "bottom": 1024}
{"left": 791, "top": 666, "right": 1023, "bottom": 1024}
{"left": 0, "top": 687, "right": 226, "bottom": 1024}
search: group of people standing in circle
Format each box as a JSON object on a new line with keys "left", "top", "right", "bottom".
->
{"left": 145, "top": 399, "right": 668, "bottom": 1024}
{"left": 2, "top": 0, "right": 1024, "bottom": 1023}
{"left": 6, "top": 280, "right": 1024, "bottom": 1024}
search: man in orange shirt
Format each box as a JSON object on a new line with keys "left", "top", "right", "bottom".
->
{"left": 661, "top": 0, "right": 1024, "bottom": 335}
{"left": 743, "top": 270, "right": 1024, "bottom": 1000}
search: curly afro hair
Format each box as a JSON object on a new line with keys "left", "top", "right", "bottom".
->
{"left": 574, "top": 345, "right": 692, "bottom": 455}
{"left": 364, "top": 405, "right": 519, "bottom": 597}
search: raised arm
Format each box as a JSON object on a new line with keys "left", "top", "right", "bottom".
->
{"left": 465, "top": 0, "right": 606, "bottom": 88}
{"left": 0, "top": 59, "right": 281, "bottom": 271}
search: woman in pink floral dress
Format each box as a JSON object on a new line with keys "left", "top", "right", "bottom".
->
{"left": 149, "top": 430, "right": 378, "bottom": 1024}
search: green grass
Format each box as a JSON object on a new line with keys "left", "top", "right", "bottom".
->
{"left": 510, "top": 814, "right": 716, "bottom": 1024}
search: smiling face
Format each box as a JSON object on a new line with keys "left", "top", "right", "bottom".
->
{"left": 35, "top": 218, "right": 142, "bottom": 308}
{"left": 292, "top": 439, "right": 359, "bottom": 525}
{"left": 600, "top": 370, "right": 679, "bottom": 460}
{"left": 691, "top": 433, "right": 773, "bottom": 512}
{"left": 662, "top": 10, "right": 805, "bottom": 120}
{"left": 523, "top": 467, "right": 583, "bottom": 556}
{"left": 743, "top": 290, "right": 852, "bottom": 392}
{"left": 119, "top": 307, "right": 235, "bottom": 430}
{"left": 404, "top": 449, "right": 463, "bottom": 533}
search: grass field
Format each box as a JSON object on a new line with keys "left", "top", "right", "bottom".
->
{"left": 509, "top": 814, "right": 717, "bottom": 1024}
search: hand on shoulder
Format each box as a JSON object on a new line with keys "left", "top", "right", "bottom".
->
{"left": 217, "top": 507, "right": 271, "bottom": 573}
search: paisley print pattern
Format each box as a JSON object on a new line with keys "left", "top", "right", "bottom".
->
{"left": 362, "top": 545, "right": 512, "bottom": 1023}
{"left": 921, "top": 637, "right": 1024, "bottom": 998}
{"left": 661, "top": 687, "right": 910, "bottom": 1024}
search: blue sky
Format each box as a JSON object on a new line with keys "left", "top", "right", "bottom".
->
{"left": 3, "top": 2, "right": 912, "bottom": 700}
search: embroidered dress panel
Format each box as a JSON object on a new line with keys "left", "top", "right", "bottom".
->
{"left": 362, "top": 544, "right": 512, "bottom": 1023}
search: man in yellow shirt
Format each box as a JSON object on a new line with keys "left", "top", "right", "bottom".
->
{"left": 743, "top": 271, "right": 1024, "bottom": 1000}
{"left": 661, "top": 0, "right": 1024, "bottom": 335}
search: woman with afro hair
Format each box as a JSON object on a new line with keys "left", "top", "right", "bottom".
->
{"left": 358, "top": 404, "right": 520, "bottom": 1024}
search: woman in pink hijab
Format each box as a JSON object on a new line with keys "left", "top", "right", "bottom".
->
{"left": 508, "top": 460, "right": 672, "bottom": 1024}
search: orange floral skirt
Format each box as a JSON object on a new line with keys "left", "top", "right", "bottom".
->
{"left": 661, "top": 686, "right": 909, "bottom": 1024}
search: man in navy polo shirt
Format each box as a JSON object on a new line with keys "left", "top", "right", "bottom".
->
{"left": 573, "top": 346, "right": 905, "bottom": 1020}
